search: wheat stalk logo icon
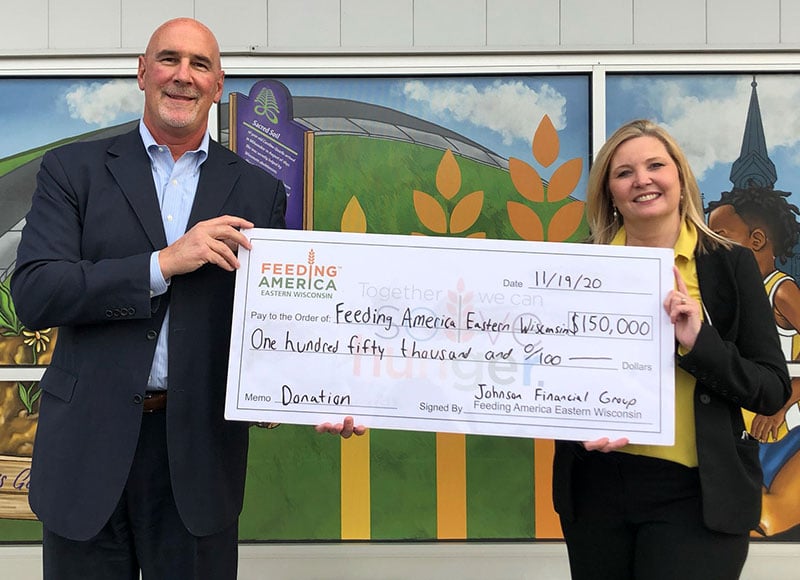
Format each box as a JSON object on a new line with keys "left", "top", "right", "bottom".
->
{"left": 507, "top": 115, "right": 584, "bottom": 241}
{"left": 412, "top": 149, "right": 485, "bottom": 238}
{"left": 253, "top": 88, "right": 280, "bottom": 123}
{"left": 307, "top": 249, "right": 316, "bottom": 285}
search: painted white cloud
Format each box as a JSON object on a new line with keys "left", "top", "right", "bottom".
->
{"left": 630, "top": 76, "right": 800, "bottom": 180}
{"left": 403, "top": 80, "right": 567, "bottom": 146}
{"left": 65, "top": 79, "right": 143, "bottom": 125}
{"left": 748, "top": 76, "right": 800, "bottom": 167}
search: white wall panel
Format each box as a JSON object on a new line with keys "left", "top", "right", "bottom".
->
{"left": 120, "top": 0, "right": 194, "bottom": 50}
{"left": 1, "top": 0, "right": 800, "bottom": 55}
{"left": 196, "top": 0, "right": 267, "bottom": 51}
{"left": 0, "top": 0, "right": 47, "bottom": 51}
{"left": 341, "top": 0, "right": 413, "bottom": 48}
{"left": 487, "top": 0, "right": 560, "bottom": 47}
{"left": 561, "top": 0, "right": 633, "bottom": 46}
{"left": 707, "top": 0, "right": 780, "bottom": 46}
{"left": 633, "top": 0, "right": 706, "bottom": 46}
{"left": 413, "top": 0, "right": 486, "bottom": 48}
{"left": 50, "top": 0, "right": 120, "bottom": 49}
{"left": 268, "top": 0, "right": 340, "bottom": 48}
{"left": 780, "top": 0, "right": 800, "bottom": 43}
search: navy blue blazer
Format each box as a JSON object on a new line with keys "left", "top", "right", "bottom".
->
{"left": 553, "top": 243, "right": 791, "bottom": 535}
{"left": 11, "top": 128, "right": 286, "bottom": 540}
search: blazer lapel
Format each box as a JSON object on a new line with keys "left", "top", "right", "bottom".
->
{"left": 187, "top": 140, "right": 240, "bottom": 229}
{"left": 696, "top": 249, "right": 736, "bottom": 339}
{"left": 106, "top": 129, "right": 168, "bottom": 250}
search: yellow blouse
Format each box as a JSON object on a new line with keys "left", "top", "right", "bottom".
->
{"left": 611, "top": 221, "right": 701, "bottom": 467}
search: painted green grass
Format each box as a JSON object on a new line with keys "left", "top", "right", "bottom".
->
{"left": 311, "top": 135, "right": 588, "bottom": 241}
{"left": 0, "top": 150, "right": 46, "bottom": 177}
{"left": 0, "top": 125, "right": 133, "bottom": 178}
{"left": 241, "top": 425, "right": 343, "bottom": 541}
{"left": 0, "top": 517, "right": 40, "bottom": 542}
{"left": 0, "top": 137, "right": 79, "bottom": 178}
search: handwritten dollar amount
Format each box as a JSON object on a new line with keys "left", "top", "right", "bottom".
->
{"left": 569, "top": 312, "right": 653, "bottom": 340}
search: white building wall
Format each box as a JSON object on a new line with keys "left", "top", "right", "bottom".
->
{"left": 2, "top": 1, "right": 800, "bottom": 578}
{"left": 0, "top": 0, "right": 798, "bottom": 55}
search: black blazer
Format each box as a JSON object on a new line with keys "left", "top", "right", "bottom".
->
{"left": 11, "top": 128, "right": 286, "bottom": 540}
{"left": 553, "top": 243, "right": 791, "bottom": 534}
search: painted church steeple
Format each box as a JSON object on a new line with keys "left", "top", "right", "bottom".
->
{"left": 730, "top": 77, "right": 777, "bottom": 189}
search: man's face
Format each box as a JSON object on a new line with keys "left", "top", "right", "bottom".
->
{"left": 137, "top": 19, "right": 224, "bottom": 141}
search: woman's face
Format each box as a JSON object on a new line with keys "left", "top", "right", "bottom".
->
{"left": 607, "top": 136, "right": 682, "bottom": 229}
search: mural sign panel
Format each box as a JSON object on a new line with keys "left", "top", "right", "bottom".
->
{"left": 229, "top": 80, "right": 309, "bottom": 229}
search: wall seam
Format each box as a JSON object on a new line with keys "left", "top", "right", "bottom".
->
{"left": 485, "top": 0, "right": 488, "bottom": 47}
{"left": 412, "top": 0, "right": 416, "bottom": 47}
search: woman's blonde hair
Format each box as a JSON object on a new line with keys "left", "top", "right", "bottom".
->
{"left": 585, "top": 119, "right": 729, "bottom": 251}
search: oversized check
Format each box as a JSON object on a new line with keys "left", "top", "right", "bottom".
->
{"left": 225, "top": 229, "right": 676, "bottom": 444}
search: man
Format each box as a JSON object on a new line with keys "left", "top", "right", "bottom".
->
{"left": 11, "top": 18, "right": 362, "bottom": 579}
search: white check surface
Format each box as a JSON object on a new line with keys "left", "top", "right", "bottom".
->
{"left": 225, "top": 229, "right": 675, "bottom": 444}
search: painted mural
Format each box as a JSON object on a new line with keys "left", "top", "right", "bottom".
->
{"left": 2, "top": 72, "right": 797, "bottom": 545}
{"left": 0, "top": 74, "right": 590, "bottom": 542}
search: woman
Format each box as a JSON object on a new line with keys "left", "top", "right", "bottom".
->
{"left": 552, "top": 119, "right": 791, "bottom": 579}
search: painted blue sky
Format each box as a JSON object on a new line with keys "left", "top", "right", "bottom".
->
{"left": 0, "top": 75, "right": 591, "bottom": 198}
{"left": 0, "top": 78, "right": 141, "bottom": 158}
{"left": 5, "top": 73, "right": 800, "bottom": 211}
{"left": 606, "top": 74, "right": 800, "bottom": 211}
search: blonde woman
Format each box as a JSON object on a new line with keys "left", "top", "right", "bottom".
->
{"left": 552, "top": 119, "right": 790, "bottom": 579}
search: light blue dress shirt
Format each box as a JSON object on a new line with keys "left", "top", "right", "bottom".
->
{"left": 141, "top": 120, "right": 210, "bottom": 390}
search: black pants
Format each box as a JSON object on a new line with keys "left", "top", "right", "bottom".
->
{"left": 42, "top": 410, "right": 239, "bottom": 580}
{"left": 560, "top": 451, "right": 749, "bottom": 580}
